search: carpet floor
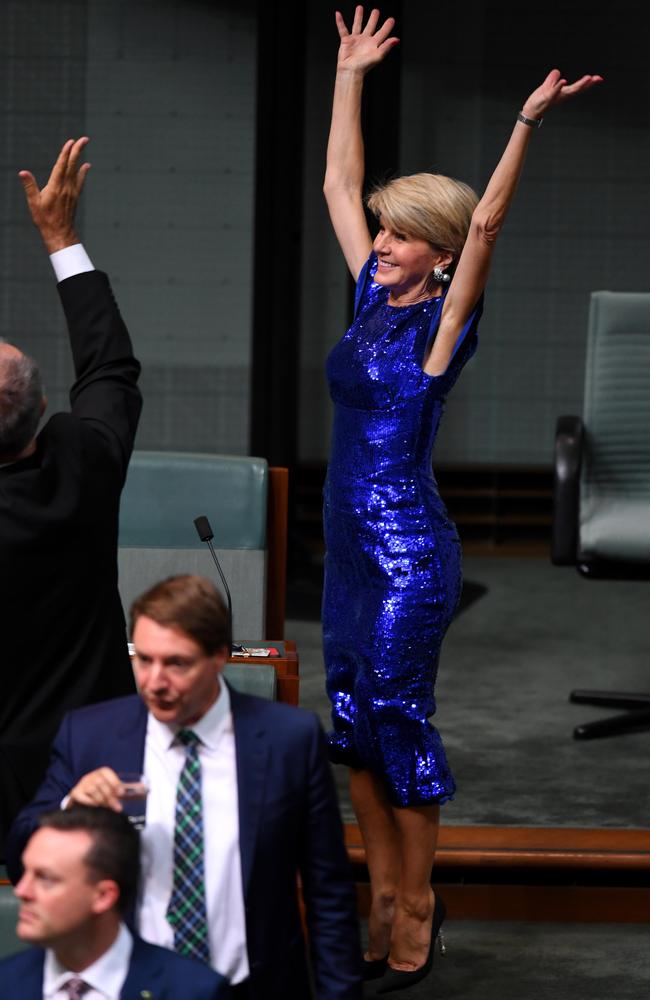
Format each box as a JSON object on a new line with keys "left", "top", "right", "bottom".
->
{"left": 290, "top": 555, "right": 650, "bottom": 828}
{"left": 360, "top": 919, "right": 650, "bottom": 999}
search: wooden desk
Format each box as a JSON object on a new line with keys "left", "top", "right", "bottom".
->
{"left": 229, "top": 640, "right": 299, "bottom": 705}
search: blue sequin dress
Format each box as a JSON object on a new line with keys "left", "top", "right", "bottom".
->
{"left": 323, "top": 252, "right": 482, "bottom": 807}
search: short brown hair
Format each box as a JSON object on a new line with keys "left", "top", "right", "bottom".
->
{"left": 38, "top": 806, "right": 139, "bottom": 915}
{"left": 129, "top": 574, "right": 231, "bottom": 654}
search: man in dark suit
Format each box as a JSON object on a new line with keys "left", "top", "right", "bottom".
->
{"left": 0, "top": 804, "right": 229, "bottom": 998}
{"left": 7, "top": 575, "right": 362, "bottom": 999}
{"left": 0, "top": 138, "right": 142, "bottom": 852}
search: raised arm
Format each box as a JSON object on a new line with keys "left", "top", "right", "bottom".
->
{"left": 19, "top": 138, "right": 142, "bottom": 477}
{"left": 324, "top": 6, "right": 399, "bottom": 280}
{"left": 19, "top": 137, "right": 90, "bottom": 253}
{"left": 425, "top": 69, "right": 603, "bottom": 376}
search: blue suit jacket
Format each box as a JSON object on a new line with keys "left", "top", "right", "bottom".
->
{"left": 0, "top": 934, "right": 229, "bottom": 998}
{"left": 6, "top": 689, "right": 361, "bottom": 999}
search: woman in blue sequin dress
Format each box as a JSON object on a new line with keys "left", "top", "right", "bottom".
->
{"left": 322, "top": 6, "right": 601, "bottom": 992}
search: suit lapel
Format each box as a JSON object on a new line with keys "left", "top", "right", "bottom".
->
{"left": 114, "top": 697, "right": 148, "bottom": 772}
{"left": 120, "top": 937, "right": 165, "bottom": 1000}
{"left": 20, "top": 949, "right": 46, "bottom": 999}
{"left": 230, "top": 686, "right": 270, "bottom": 895}
{"left": 77, "top": 696, "right": 148, "bottom": 778}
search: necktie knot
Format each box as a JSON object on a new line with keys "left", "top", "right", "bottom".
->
{"left": 63, "top": 978, "right": 89, "bottom": 999}
{"left": 177, "top": 728, "right": 201, "bottom": 751}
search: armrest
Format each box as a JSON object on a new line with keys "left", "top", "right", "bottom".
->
{"left": 552, "top": 416, "right": 584, "bottom": 566}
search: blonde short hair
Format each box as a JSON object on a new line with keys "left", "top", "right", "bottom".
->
{"left": 366, "top": 173, "right": 478, "bottom": 266}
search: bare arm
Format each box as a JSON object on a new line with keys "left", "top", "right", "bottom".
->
{"left": 425, "top": 69, "right": 603, "bottom": 376}
{"left": 324, "top": 6, "right": 399, "bottom": 280}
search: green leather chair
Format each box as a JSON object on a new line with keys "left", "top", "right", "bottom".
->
{"left": 119, "top": 451, "right": 290, "bottom": 702}
{"left": 0, "top": 869, "right": 21, "bottom": 959}
{"left": 119, "top": 451, "right": 287, "bottom": 640}
{"left": 119, "top": 452, "right": 269, "bottom": 640}
{"left": 223, "top": 661, "right": 277, "bottom": 699}
{"left": 553, "top": 291, "right": 650, "bottom": 738}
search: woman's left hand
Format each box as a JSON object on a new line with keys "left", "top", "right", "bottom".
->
{"left": 522, "top": 68, "right": 603, "bottom": 120}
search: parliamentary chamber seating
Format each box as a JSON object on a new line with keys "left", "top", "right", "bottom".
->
{"left": 0, "top": 453, "right": 293, "bottom": 950}
{"left": 118, "top": 451, "right": 292, "bottom": 701}
{"left": 553, "top": 291, "right": 650, "bottom": 739}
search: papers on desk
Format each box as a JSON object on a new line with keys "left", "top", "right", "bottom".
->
{"left": 232, "top": 646, "right": 279, "bottom": 658}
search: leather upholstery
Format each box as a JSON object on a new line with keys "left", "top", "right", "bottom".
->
{"left": 580, "top": 292, "right": 650, "bottom": 564}
{"left": 119, "top": 452, "right": 269, "bottom": 638}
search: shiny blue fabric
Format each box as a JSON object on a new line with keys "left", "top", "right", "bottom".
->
{"left": 323, "top": 253, "right": 482, "bottom": 807}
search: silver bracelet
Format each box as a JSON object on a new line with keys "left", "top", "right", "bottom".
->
{"left": 517, "top": 111, "right": 543, "bottom": 129}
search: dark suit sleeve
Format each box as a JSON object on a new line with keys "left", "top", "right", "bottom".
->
{"left": 4, "top": 714, "right": 78, "bottom": 882}
{"left": 58, "top": 269, "right": 142, "bottom": 485}
{"left": 298, "top": 717, "right": 362, "bottom": 999}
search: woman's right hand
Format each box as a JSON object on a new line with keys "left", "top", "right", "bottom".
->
{"left": 335, "top": 6, "right": 399, "bottom": 75}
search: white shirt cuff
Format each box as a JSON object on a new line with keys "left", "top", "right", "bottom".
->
{"left": 49, "top": 244, "right": 95, "bottom": 283}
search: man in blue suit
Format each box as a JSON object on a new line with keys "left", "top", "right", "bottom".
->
{"left": 0, "top": 805, "right": 228, "bottom": 998}
{"left": 7, "top": 575, "right": 361, "bottom": 999}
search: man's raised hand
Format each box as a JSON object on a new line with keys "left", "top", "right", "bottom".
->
{"left": 19, "top": 137, "right": 91, "bottom": 253}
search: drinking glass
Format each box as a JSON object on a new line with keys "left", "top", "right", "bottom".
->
{"left": 117, "top": 772, "right": 148, "bottom": 830}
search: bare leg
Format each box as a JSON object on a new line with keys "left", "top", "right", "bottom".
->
{"left": 349, "top": 768, "right": 400, "bottom": 960}
{"left": 388, "top": 803, "right": 439, "bottom": 971}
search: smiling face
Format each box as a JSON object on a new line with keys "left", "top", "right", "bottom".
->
{"left": 372, "top": 222, "right": 451, "bottom": 303}
{"left": 132, "top": 615, "right": 228, "bottom": 726}
{"left": 15, "top": 828, "right": 115, "bottom": 946}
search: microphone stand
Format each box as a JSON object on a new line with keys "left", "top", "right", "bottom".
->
{"left": 193, "top": 515, "right": 245, "bottom": 654}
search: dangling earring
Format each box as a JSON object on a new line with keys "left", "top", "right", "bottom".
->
{"left": 432, "top": 265, "right": 450, "bottom": 284}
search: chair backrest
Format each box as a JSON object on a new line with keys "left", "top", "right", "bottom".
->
{"left": 119, "top": 452, "right": 269, "bottom": 639}
{"left": 223, "top": 662, "right": 277, "bottom": 699}
{"left": 0, "top": 875, "right": 21, "bottom": 959}
{"left": 580, "top": 292, "right": 650, "bottom": 563}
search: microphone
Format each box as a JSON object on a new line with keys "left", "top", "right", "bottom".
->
{"left": 193, "top": 515, "right": 244, "bottom": 654}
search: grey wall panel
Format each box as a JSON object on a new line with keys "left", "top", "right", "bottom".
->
{"left": 3, "top": 0, "right": 256, "bottom": 457}
{"left": 83, "top": 0, "right": 256, "bottom": 454}
{"left": 0, "top": 0, "right": 87, "bottom": 415}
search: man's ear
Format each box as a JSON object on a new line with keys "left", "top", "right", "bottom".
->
{"left": 91, "top": 878, "right": 120, "bottom": 916}
{"left": 214, "top": 645, "right": 230, "bottom": 674}
{"left": 40, "top": 395, "right": 47, "bottom": 417}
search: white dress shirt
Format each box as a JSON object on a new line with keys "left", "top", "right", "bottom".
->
{"left": 43, "top": 922, "right": 132, "bottom": 999}
{"left": 138, "top": 682, "right": 249, "bottom": 983}
{"left": 49, "top": 244, "right": 95, "bottom": 282}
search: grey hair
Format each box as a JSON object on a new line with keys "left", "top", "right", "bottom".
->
{"left": 0, "top": 343, "right": 44, "bottom": 456}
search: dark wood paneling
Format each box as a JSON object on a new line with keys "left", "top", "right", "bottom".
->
{"left": 356, "top": 883, "right": 650, "bottom": 923}
{"left": 265, "top": 467, "right": 289, "bottom": 639}
{"left": 346, "top": 823, "right": 650, "bottom": 870}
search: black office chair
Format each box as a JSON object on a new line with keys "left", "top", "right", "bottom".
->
{"left": 552, "top": 291, "right": 650, "bottom": 740}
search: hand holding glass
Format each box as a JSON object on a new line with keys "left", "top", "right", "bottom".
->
{"left": 117, "top": 772, "right": 149, "bottom": 830}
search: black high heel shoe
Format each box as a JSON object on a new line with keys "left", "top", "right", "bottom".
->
{"left": 362, "top": 955, "right": 388, "bottom": 981}
{"left": 376, "top": 895, "right": 446, "bottom": 994}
